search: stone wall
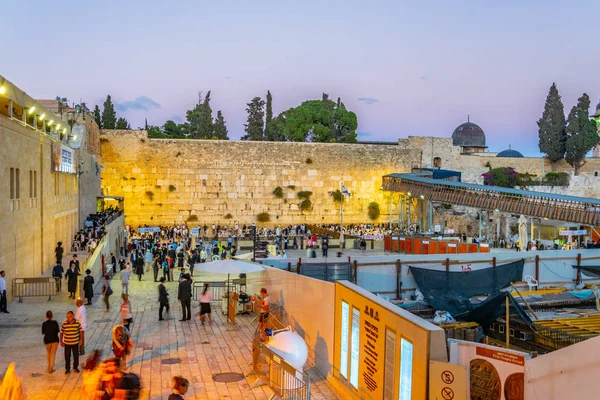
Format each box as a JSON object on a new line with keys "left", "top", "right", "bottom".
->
{"left": 78, "top": 118, "right": 103, "bottom": 225}
{"left": 0, "top": 114, "right": 79, "bottom": 296}
{"left": 100, "top": 130, "right": 421, "bottom": 226}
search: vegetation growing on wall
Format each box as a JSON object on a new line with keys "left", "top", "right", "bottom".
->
{"left": 482, "top": 167, "right": 519, "bottom": 188}
{"left": 224, "top": 213, "right": 233, "bottom": 219}
{"left": 367, "top": 202, "right": 380, "bottom": 220}
{"left": 305, "top": 157, "right": 313, "bottom": 164}
{"left": 297, "top": 191, "right": 312, "bottom": 200}
{"left": 187, "top": 215, "right": 198, "bottom": 222}
{"left": 145, "top": 191, "right": 154, "bottom": 201}
{"left": 273, "top": 186, "right": 283, "bottom": 198}
{"left": 287, "top": 185, "right": 296, "bottom": 190}
{"left": 168, "top": 185, "right": 177, "bottom": 192}
{"left": 299, "top": 199, "right": 312, "bottom": 212}
{"left": 544, "top": 172, "right": 570, "bottom": 186}
{"left": 257, "top": 212, "right": 271, "bottom": 223}
{"left": 331, "top": 189, "right": 343, "bottom": 203}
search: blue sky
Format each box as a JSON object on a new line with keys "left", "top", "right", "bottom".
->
{"left": 3, "top": 0, "right": 599, "bottom": 155}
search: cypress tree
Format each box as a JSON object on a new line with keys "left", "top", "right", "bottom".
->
{"left": 93, "top": 105, "right": 102, "bottom": 129}
{"left": 537, "top": 83, "right": 566, "bottom": 170}
{"left": 242, "top": 97, "right": 265, "bottom": 141}
{"left": 213, "top": 110, "right": 229, "bottom": 140}
{"left": 101, "top": 95, "right": 117, "bottom": 129}
{"left": 264, "top": 90, "right": 273, "bottom": 139}
{"left": 116, "top": 117, "right": 130, "bottom": 130}
{"left": 565, "top": 93, "right": 599, "bottom": 175}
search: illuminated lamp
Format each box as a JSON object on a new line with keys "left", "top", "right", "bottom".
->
{"left": 48, "top": 120, "right": 53, "bottom": 126}
{"left": 39, "top": 113, "right": 45, "bottom": 121}
{"left": 420, "top": 195, "right": 425, "bottom": 199}
{"left": 0, "top": 86, "right": 5, "bottom": 95}
{"left": 63, "top": 128, "right": 67, "bottom": 134}
{"left": 56, "top": 124, "right": 61, "bottom": 129}
{"left": 28, "top": 106, "right": 36, "bottom": 114}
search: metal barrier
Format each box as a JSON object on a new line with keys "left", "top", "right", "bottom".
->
{"left": 252, "top": 338, "right": 311, "bottom": 399}
{"left": 192, "top": 281, "right": 227, "bottom": 301}
{"left": 12, "top": 277, "right": 59, "bottom": 302}
{"left": 299, "top": 262, "right": 352, "bottom": 282}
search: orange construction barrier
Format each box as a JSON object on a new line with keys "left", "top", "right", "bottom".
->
{"left": 399, "top": 237, "right": 406, "bottom": 252}
{"left": 422, "top": 239, "right": 430, "bottom": 254}
{"left": 413, "top": 238, "right": 423, "bottom": 254}
{"left": 458, "top": 243, "right": 468, "bottom": 254}
{"left": 439, "top": 241, "right": 448, "bottom": 254}
{"left": 405, "top": 238, "right": 413, "bottom": 254}
{"left": 447, "top": 242, "right": 458, "bottom": 253}
{"left": 479, "top": 243, "right": 490, "bottom": 253}
{"left": 428, "top": 241, "right": 439, "bottom": 254}
{"left": 468, "top": 243, "right": 479, "bottom": 253}
{"left": 391, "top": 237, "right": 400, "bottom": 252}
{"left": 384, "top": 236, "right": 391, "bottom": 251}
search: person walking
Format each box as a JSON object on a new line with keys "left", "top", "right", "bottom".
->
{"left": 169, "top": 376, "right": 190, "bottom": 400}
{"left": 153, "top": 254, "right": 161, "bottom": 282}
{"left": 52, "top": 263, "right": 64, "bottom": 293}
{"left": 111, "top": 252, "right": 117, "bottom": 274}
{"left": 69, "top": 254, "right": 80, "bottom": 274}
{"left": 111, "top": 324, "right": 133, "bottom": 370}
{"left": 158, "top": 277, "right": 169, "bottom": 321}
{"left": 144, "top": 248, "right": 153, "bottom": 273}
{"left": 177, "top": 274, "right": 192, "bottom": 321}
{"left": 0, "top": 271, "right": 8, "bottom": 313}
{"left": 55, "top": 241, "right": 64, "bottom": 265}
{"left": 135, "top": 255, "right": 144, "bottom": 281}
{"left": 120, "top": 294, "right": 133, "bottom": 331}
{"left": 42, "top": 310, "right": 60, "bottom": 373}
{"left": 83, "top": 269, "right": 94, "bottom": 305}
{"left": 60, "top": 310, "right": 83, "bottom": 374}
{"left": 74, "top": 299, "right": 87, "bottom": 355}
{"left": 162, "top": 257, "right": 170, "bottom": 282}
{"left": 198, "top": 283, "right": 212, "bottom": 325}
{"left": 102, "top": 275, "right": 113, "bottom": 312}
{"left": 65, "top": 264, "right": 79, "bottom": 299}
{"left": 121, "top": 264, "right": 132, "bottom": 295}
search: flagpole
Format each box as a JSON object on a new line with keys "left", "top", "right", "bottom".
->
{"left": 340, "top": 181, "right": 343, "bottom": 234}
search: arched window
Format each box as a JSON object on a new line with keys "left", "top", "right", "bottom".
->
{"left": 433, "top": 157, "right": 442, "bottom": 168}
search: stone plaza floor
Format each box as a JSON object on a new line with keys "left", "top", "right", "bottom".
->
{"left": 0, "top": 252, "right": 339, "bottom": 399}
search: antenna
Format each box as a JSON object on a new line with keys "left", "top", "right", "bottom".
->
{"left": 467, "top": 114, "right": 470, "bottom": 122}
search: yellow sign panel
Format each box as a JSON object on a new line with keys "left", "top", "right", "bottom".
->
{"left": 333, "top": 281, "right": 447, "bottom": 400}
{"left": 429, "top": 361, "right": 467, "bottom": 400}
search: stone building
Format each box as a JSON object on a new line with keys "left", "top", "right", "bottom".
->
{"left": 0, "top": 75, "right": 101, "bottom": 296}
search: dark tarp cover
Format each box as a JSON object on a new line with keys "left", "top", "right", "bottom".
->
{"left": 458, "top": 291, "right": 533, "bottom": 328}
{"left": 409, "top": 259, "right": 525, "bottom": 315}
{"left": 572, "top": 265, "right": 600, "bottom": 278}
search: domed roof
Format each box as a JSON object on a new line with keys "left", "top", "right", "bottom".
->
{"left": 496, "top": 146, "right": 524, "bottom": 158}
{"left": 452, "top": 120, "right": 486, "bottom": 147}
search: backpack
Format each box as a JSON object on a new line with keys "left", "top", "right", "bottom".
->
{"left": 105, "top": 284, "right": 113, "bottom": 296}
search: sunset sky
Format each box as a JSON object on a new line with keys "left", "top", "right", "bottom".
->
{"left": 3, "top": 0, "right": 599, "bottom": 155}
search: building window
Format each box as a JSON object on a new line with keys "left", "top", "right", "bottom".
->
{"left": 29, "top": 170, "right": 33, "bottom": 198}
{"left": 34, "top": 171, "right": 37, "bottom": 198}
{"left": 595, "top": 171, "right": 599, "bottom": 177}
{"left": 10, "top": 168, "right": 15, "bottom": 199}
{"left": 15, "top": 168, "right": 20, "bottom": 199}
{"left": 54, "top": 174, "right": 59, "bottom": 196}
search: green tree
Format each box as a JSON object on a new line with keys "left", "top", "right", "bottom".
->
{"left": 147, "top": 125, "right": 163, "bottom": 138}
{"left": 213, "top": 111, "right": 229, "bottom": 140}
{"left": 565, "top": 93, "right": 599, "bottom": 175}
{"left": 187, "top": 91, "right": 214, "bottom": 139}
{"left": 538, "top": 83, "right": 567, "bottom": 169}
{"left": 101, "top": 95, "right": 117, "bottom": 129}
{"left": 115, "top": 117, "right": 130, "bottom": 130}
{"left": 93, "top": 105, "right": 102, "bottom": 129}
{"left": 264, "top": 90, "right": 273, "bottom": 139}
{"left": 242, "top": 96, "right": 265, "bottom": 141}
{"left": 270, "top": 94, "right": 358, "bottom": 142}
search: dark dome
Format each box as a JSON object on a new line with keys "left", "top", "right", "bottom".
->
{"left": 452, "top": 121, "right": 486, "bottom": 147}
{"left": 497, "top": 148, "right": 524, "bottom": 158}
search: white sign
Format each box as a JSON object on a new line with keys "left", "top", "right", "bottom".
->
{"left": 400, "top": 237, "right": 406, "bottom": 241}
{"left": 446, "top": 229, "right": 455, "bottom": 234}
{"left": 191, "top": 227, "right": 200, "bottom": 236}
{"left": 449, "top": 339, "right": 529, "bottom": 400}
{"left": 449, "top": 243, "right": 457, "bottom": 248}
{"left": 137, "top": 227, "right": 161, "bottom": 233}
{"left": 423, "top": 240, "right": 430, "bottom": 244}
{"left": 480, "top": 243, "right": 489, "bottom": 248}
{"left": 340, "top": 301, "right": 349, "bottom": 379}
{"left": 559, "top": 230, "right": 586, "bottom": 236}
{"left": 429, "top": 360, "right": 467, "bottom": 400}
{"left": 52, "top": 143, "right": 76, "bottom": 174}
{"left": 392, "top": 237, "right": 399, "bottom": 240}
{"left": 434, "top": 225, "right": 441, "bottom": 232}
{"left": 350, "top": 307, "right": 360, "bottom": 388}
{"left": 399, "top": 338, "right": 413, "bottom": 400}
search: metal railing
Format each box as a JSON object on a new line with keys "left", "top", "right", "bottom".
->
{"left": 252, "top": 337, "right": 311, "bottom": 399}
{"left": 12, "top": 277, "right": 59, "bottom": 302}
{"left": 192, "top": 281, "right": 227, "bottom": 301}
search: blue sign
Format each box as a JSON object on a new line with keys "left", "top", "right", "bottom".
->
{"left": 138, "top": 227, "right": 161, "bottom": 233}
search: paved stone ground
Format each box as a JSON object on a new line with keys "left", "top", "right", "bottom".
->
{"left": 0, "top": 251, "right": 339, "bottom": 400}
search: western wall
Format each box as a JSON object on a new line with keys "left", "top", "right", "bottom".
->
{"left": 100, "top": 129, "right": 600, "bottom": 229}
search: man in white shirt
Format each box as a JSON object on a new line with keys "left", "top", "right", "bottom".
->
{"left": 0, "top": 271, "right": 8, "bottom": 313}
{"left": 74, "top": 299, "right": 87, "bottom": 355}
{"left": 121, "top": 264, "right": 132, "bottom": 295}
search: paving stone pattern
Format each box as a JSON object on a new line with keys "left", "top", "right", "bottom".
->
{"left": 0, "top": 252, "right": 339, "bottom": 400}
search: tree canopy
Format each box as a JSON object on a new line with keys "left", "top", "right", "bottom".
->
{"left": 242, "top": 97, "right": 266, "bottom": 141}
{"left": 101, "top": 95, "right": 117, "bottom": 129}
{"left": 269, "top": 93, "right": 358, "bottom": 142}
{"left": 538, "top": 83, "right": 566, "bottom": 165}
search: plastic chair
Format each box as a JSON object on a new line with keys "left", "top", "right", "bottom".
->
{"left": 524, "top": 275, "right": 538, "bottom": 291}
{"left": 211, "top": 255, "right": 220, "bottom": 261}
